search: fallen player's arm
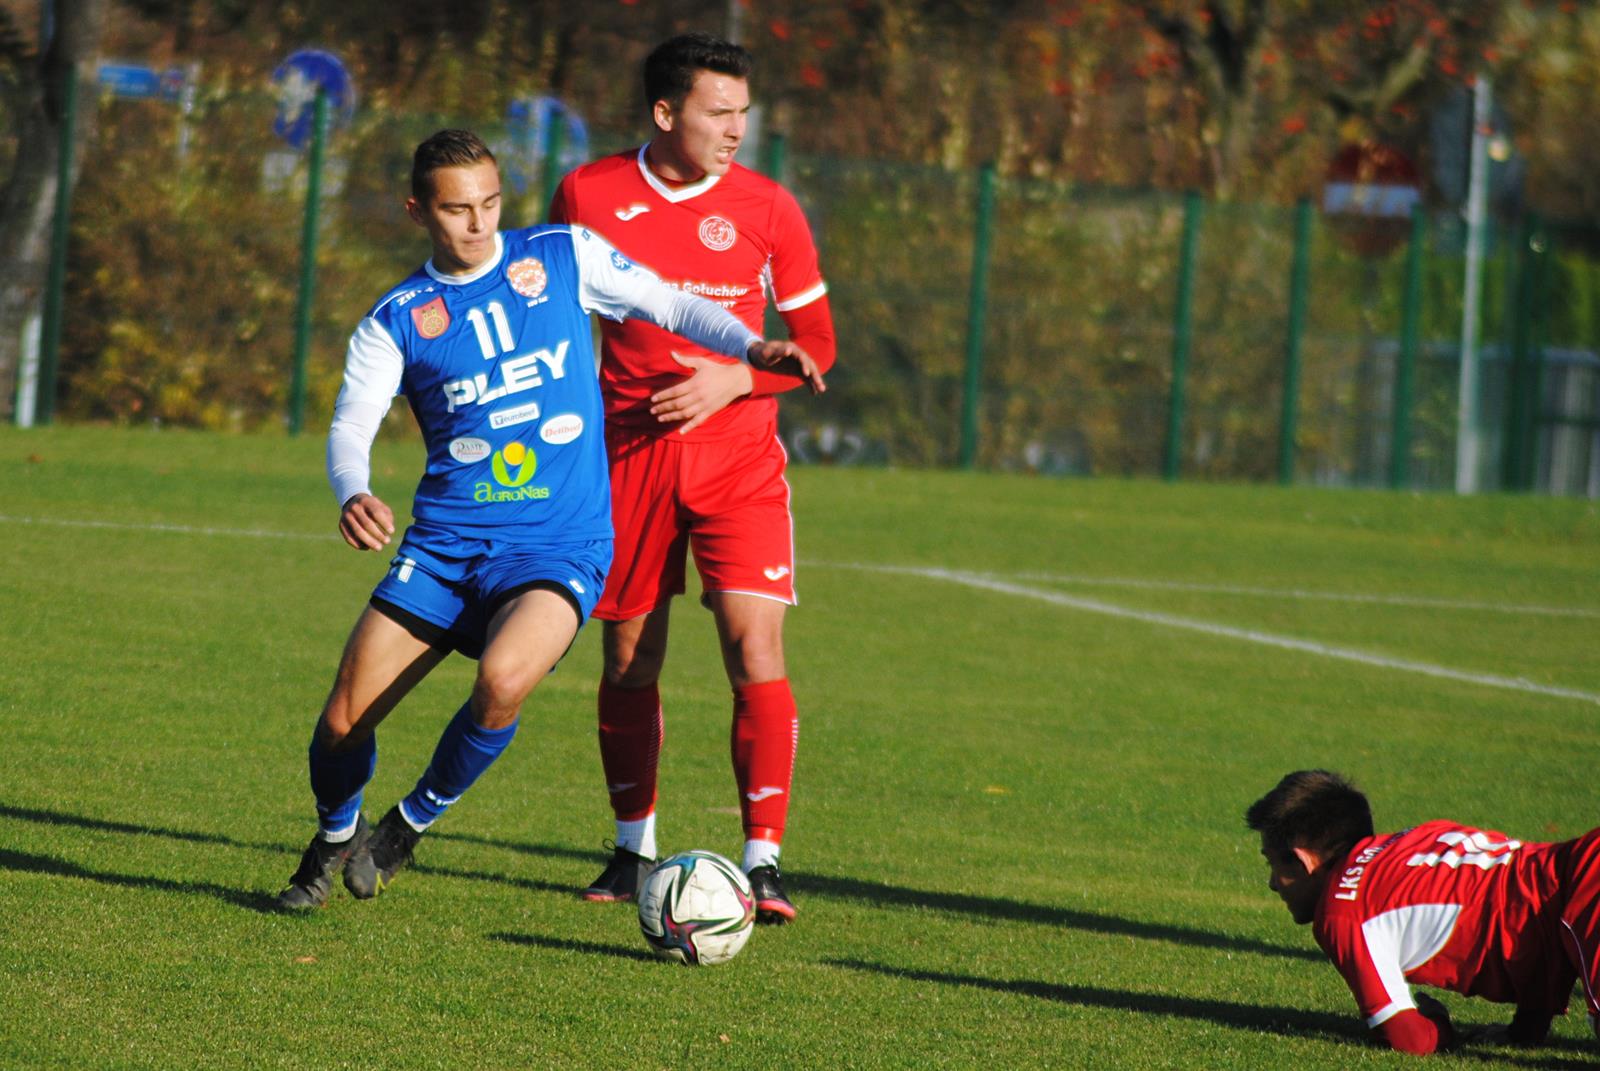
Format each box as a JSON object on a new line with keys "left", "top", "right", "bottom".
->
{"left": 1376, "top": 994, "right": 1456, "bottom": 1055}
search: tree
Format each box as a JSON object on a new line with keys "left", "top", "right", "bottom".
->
{"left": 0, "top": 0, "right": 107, "bottom": 422}
{"left": 1128, "top": 0, "right": 1513, "bottom": 200}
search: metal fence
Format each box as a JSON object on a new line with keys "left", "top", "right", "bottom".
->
{"left": 17, "top": 82, "right": 1600, "bottom": 497}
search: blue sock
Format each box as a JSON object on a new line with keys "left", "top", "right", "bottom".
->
{"left": 400, "top": 702, "right": 519, "bottom": 830}
{"left": 309, "top": 730, "right": 376, "bottom": 837}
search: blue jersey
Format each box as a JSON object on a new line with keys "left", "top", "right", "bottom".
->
{"left": 328, "top": 225, "right": 761, "bottom": 546}
{"left": 370, "top": 228, "right": 605, "bottom": 542}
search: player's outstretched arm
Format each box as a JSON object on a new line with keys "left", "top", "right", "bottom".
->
{"left": 338, "top": 493, "right": 395, "bottom": 551}
{"left": 650, "top": 344, "right": 826, "bottom": 434}
{"left": 747, "top": 338, "right": 826, "bottom": 394}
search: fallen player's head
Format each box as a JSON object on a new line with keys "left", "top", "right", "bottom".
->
{"left": 1245, "top": 770, "right": 1374, "bottom": 924}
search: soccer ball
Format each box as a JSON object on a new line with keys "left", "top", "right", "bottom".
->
{"left": 637, "top": 850, "right": 755, "bottom": 966}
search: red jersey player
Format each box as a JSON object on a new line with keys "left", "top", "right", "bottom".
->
{"left": 548, "top": 32, "right": 835, "bottom": 922}
{"left": 1247, "top": 769, "right": 1600, "bottom": 1055}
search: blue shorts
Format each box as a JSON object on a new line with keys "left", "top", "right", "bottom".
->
{"left": 370, "top": 524, "right": 611, "bottom": 660}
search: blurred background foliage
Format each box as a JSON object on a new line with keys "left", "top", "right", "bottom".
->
{"left": 2, "top": 0, "right": 1599, "bottom": 489}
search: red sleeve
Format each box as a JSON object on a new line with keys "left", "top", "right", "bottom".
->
{"left": 1376, "top": 1008, "right": 1452, "bottom": 1054}
{"left": 747, "top": 295, "right": 836, "bottom": 397}
{"left": 766, "top": 184, "right": 825, "bottom": 310}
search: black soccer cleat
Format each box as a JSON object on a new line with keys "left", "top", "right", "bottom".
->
{"left": 344, "top": 805, "right": 423, "bottom": 900}
{"left": 276, "top": 814, "right": 370, "bottom": 911}
{"left": 746, "top": 864, "right": 797, "bottom": 924}
{"left": 581, "top": 843, "right": 655, "bottom": 902}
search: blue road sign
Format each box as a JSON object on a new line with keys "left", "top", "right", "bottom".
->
{"left": 98, "top": 61, "right": 188, "bottom": 101}
{"left": 503, "top": 97, "right": 589, "bottom": 195}
{"left": 271, "top": 50, "right": 356, "bottom": 150}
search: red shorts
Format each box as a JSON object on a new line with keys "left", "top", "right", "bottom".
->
{"left": 594, "top": 424, "right": 797, "bottom": 621}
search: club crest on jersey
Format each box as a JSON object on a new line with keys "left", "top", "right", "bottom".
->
{"left": 507, "top": 258, "right": 548, "bottom": 299}
{"left": 412, "top": 297, "right": 450, "bottom": 339}
{"left": 699, "top": 215, "right": 737, "bottom": 251}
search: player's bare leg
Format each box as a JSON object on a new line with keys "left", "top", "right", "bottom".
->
{"left": 584, "top": 608, "right": 673, "bottom": 901}
{"left": 353, "top": 588, "right": 579, "bottom": 898}
{"left": 707, "top": 592, "right": 799, "bottom": 923}
{"left": 278, "top": 607, "right": 446, "bottom": 910}
{"left": 319, "top": 606, "right": 450, "bottom": 749}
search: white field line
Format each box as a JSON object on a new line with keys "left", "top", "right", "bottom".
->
{"left": 825, "top": 562, "right": 1600, "bottom": 707}
{"left": 1006, "top": 571, "right": 1600, "bottom": 620}
{"left": 0, "top": 514, "right": 331, "bottom": 541}
{"left": 6, "top": 514, "right": 1594, "bottom": 706}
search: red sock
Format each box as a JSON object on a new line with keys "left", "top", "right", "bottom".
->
{"left": 731, "top": 679, "right": 798, "bottom": 843}
{"left": 597, "top": 678, "right": 661, "bottom": 822}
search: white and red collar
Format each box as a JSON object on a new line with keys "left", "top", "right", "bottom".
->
{"left": 636, "top": 143, "right": 722, "bottom": 203}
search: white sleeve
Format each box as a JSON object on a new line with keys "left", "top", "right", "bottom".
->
{"left": 326, "top": 318, "right": 403, "bottom": 507}
{"left": 567, "top": 225, "right": 760, "bottom": 361}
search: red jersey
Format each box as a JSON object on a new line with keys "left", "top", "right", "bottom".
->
{"left": 1314, "top": 820, "right": 1575, "bottom": 1030}
{"left": 549, "top": 147, "right": 829, "bottom": 441}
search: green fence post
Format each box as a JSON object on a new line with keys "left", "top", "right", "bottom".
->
{"left": 36, "top": 59, "right": 80, "bottom": 427}
{"left": 1390, "top": 206, "right": 1426, "bottom": 489}
{"left": 540, "top": 109, "right": 567, "bottom": 212}
{"left": 761, "top": 131, "right": 787, "bottom": 182}
{"left": 288, "top": 89, "right": 329, "bottom": 437}
{"left": 1526, "top": 221, "right": 1551, "bottom": 491}
{"left": 1164, "top": 192, "right": 1202, "bottom": 481}
{"left": 1501, "top": 213, "right": 1541, "bottom": 492}
{"left": 958, "top": 163, "right": 997, "bottom": 470}
{"left": 1277, "top": 198, "right": 1312, "bottom": 485}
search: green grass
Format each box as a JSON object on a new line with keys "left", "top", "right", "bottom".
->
{"left": 2, "top": 424, "right": 1597, "bottom": 1070}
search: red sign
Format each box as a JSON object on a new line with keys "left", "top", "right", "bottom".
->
{"left": 1322, "top": 143, "right": 1421, "bottom": 256}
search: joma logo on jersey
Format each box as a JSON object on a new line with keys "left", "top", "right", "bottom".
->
{"left": 442, "top": 341, "right": 570, "bottom": 413}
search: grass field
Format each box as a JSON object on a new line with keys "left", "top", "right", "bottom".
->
{"left": 2, "top": 423, "right": 1598, "bottom": 1070}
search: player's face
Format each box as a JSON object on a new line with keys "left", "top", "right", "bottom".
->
{"left": 650, "top": 70, "right": 750, "bottom": 182}
{"left": 1261, "top": 836, "right": 1322, "bottom": 925}
{"left": 407, "top": 160, "right": 502, "bottom": 275}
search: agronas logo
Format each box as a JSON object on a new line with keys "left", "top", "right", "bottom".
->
{"left": 475, "top": 441, "right": 549, "bottom": 502}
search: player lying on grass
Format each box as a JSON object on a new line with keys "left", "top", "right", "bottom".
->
{"left": 275, "top": 128, "right": 822, "bottom": 911}
{"left": 1246, "top": 769, "right": 1600, "bottom": 1054}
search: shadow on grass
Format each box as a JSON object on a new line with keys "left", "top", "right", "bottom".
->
{"left": 0, "top": 801, "right": 277, "bottom": 851}
{"left": 488, "top": 930, "right": 658, "bottom": 963}
{"left": 408, "top": 831, "right": 1320, "bottom": 965}
{"left": 800, "top": 871, "right": 1322, "bottom": 963}
{"left": 0, "top": 802, "right": 586, "bottom": 908}
{"left": 827, "top": 959, "right": 1597, "bottom": 1068}
{"left": 0, "top": 804, "right": 1316, "bottom": 962}
{"left": 409, "top": 862, "right": 573, "bottom": 897}
{"left": 0, "top": 847, "right": 282, "bottom": 914}
{"left": 429, "top": 829, "right": 599, "bottom": 865}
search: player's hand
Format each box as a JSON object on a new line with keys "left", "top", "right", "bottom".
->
{"left": 1413, "top": 993, "right": 1458, "bottom": 1051}
{"left": 339, "top": 493, "right": 395, "bottom": 551}
{"left": 746, "top": 339, "right": 826, "bottom": 395}
{"left": 650, "top": 353, "right": 755, "bottom": 435}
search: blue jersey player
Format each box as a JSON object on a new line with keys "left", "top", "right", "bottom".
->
{"left": 276, "top": 130, "right": 823, "bottom": 910}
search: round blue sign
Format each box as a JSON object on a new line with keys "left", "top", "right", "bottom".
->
{"left": 272, "top": 49, "right": 355, "bottom": 149}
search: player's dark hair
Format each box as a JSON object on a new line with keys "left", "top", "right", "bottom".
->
{"left": 1246, "top": 770, "right": 1374, "bottom": 863}
{"left": 644, "top": 32, "right": 753, "bottom": 112}
{"left": 412, "top": 129, "right": 496, "bottom": 203}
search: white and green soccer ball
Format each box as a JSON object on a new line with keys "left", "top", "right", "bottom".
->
{"left": 637, "top": 850, "right": 756, "bottom": 966}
